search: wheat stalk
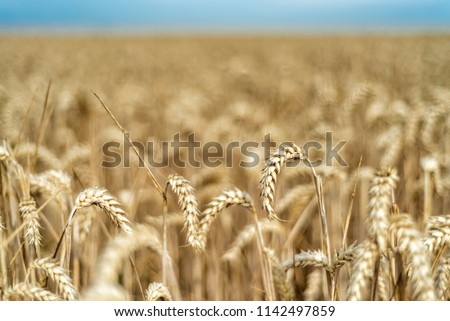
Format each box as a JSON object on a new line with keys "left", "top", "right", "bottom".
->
{"left": 145, "top": 282, "right": 172, "bottom": 301}
{"left": 167, "top": 174, "right": 202, "bottom": 250}
{"left": 259, "top": 143, "right": 304, "bottom": 220}
{"left": 31, "top": 257, "right": 78, "bottom": 300}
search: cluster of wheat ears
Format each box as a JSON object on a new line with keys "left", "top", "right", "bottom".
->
{"left": 0, "top": 36, "right": 449, "bottom": 301}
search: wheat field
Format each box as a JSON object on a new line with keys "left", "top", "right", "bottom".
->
{"left": 0, "top": 35, "right": 449, "bottom": 301}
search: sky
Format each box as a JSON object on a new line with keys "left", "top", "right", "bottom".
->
{"left": 0, "top": 0, "right": 449, "bottom": 33}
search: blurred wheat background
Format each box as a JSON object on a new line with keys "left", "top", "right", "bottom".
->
{"left": 0, "top": 35, "right": 449, "bottom": 300}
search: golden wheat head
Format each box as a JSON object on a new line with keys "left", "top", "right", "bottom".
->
{"left": 259, "top": 143, "right": 304, "bottom": 221}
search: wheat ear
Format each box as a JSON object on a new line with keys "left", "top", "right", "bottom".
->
{"left": 368, "top": 167, "right": 398, "bottom": 253}
{"left": 167, "top": 174, "right": 203, "bottom": 250}
{"left": 14, "top": 142, "right": 63, "bottom": 169}
{"left": 31, "top": 257, "right": 78, "bottom": 300}
{"left": 389, "top": 214, "right": 436, "bottom": 300}
{"left": 329, "top": 243, "right": 359, "bottom": 276}
{"left": 74, "top": 187, "right": 132, "bottom": 234}
{"left": 435, "top": 256, "right": 450, "bottom": 300}
{"left": 92, "top": 224, "right": 162, "bottom": 285}
{"left": 3, "top": 283, "right": 60, "bottom": 301}
{"left": 145, "top": 282, "right": 172, "bottom": 301}
{"left": 52, "top": 187, "right": 132, "bottom": 267}
{"left": 199, "top": 188, "right": 254, "bottom": 247}
{"left": 347, "top": 240, "right": 378, "bottom": 300}
{"left": 266, "top": 248, "right": 293, "bottom": 301}
{"left": 19, "top": 198, "right": 42, "bottom": 247}
{"left": 276, "top": 184, "right": 315, "bottom": 218}
{"left": 379, "top": 125, "right": 403, "bottom": 167}
{"left": 421, "top": 157, "right": 439, "bottom": 219}
{"left": 377, "top": 255, "right": 392, "bottom": 301}
{"left": 0, "top": 145, "right": 11, "bottom": 161}
{"left": 29, "top": 169, "right": 71, "bottom": 210}
{"left": 425, "top": 215, "right": 450, "bottom": 253}
{"left": 283, "top": 250, "right": 330, "bottom": 270}
{"left": 83, "top": 224, "right": 165, "bottom": 300}
{"left": 222, "top": 219, "right": 283, "bottom": 261}
{"left": 304, "top": 269, "right": 324, "bottom": 300}
{"left": 76, "top": 209, "right": 96, "bottom": 244}
{"left": 259, "top": 143, "right": 304, "bottom": 220}
{"left": 435, "top": 257, "right": 450, "bottom": 301}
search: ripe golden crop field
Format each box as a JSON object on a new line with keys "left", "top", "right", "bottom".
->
{"left": 0, "top": 35, "right": 449, "bottom": 300}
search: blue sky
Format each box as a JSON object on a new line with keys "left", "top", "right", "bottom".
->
{"left": 0, "top": 0, "right": 449, "bottom": 33}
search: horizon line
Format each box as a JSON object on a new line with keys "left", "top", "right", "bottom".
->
{"left": 1, "top": 25, "right": 449, "bottom": 37}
